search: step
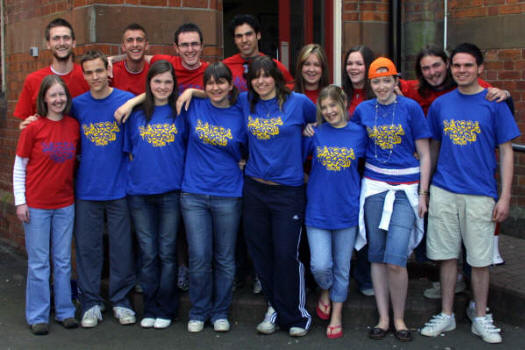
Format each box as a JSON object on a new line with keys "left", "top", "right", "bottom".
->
{"left": 127, "top": 278, "right": 470, "bottom": 328}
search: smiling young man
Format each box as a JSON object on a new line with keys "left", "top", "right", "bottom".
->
{"left": 14, "top": 18, "right": 89, "bottom": 121}
{"left": 148, "top": 23, "right": 209, "bottom": 93}
{"left": 111, "top": 23, "right": 150, "bottom": 95}
{"left": 72, "top": 50, "right": 137, "bottom": 329}
{"left": 399, "top": 45, "right": 510, "bottom": 116}
{"left": 223, "top": 14, "right": 294, "bottom": 92}
{"left": 420, "top": 43, "right": 520, "bottom": 344}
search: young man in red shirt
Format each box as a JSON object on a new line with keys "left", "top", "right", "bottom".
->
{"left": 111, "top": 23, "right": 150, "bottom": 95}
{"left": 148, "top": 23, "right": 208, "bottom": 93}
{"left": 14, "top": 18, "right": 89, "bottom": 123}
{"left": 223, "top": 14, "right": 294, "bottom": 92}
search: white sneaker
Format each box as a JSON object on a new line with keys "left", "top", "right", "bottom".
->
{"left": 113, "top": 306, "right": 136, "bottom": 325}
{"left": 423, "top": 280, "right": 467, "bottom": 299}
{"left": 213, "top": 319, "right": 230, "bottom": 332}
{"left": 466, "top": 300, "right": 491, "bottom": 323}
{"left": 420, "top": 313, "right": 456, "bottom": 337}
{"left": 154, "top": 318, "right": 171, "bottom": 329}
{"left": 289, "top": 327, "right": 308, "bottom": 337}
{"left": 140, "top": 317, "right": 155, "bottom": 328}
{"left": 81, "top": 305, "right": 103, "bottom": 328}
{"left": 472, "top": 315, "right": 502, "bottom": 343}
{"left": 187, "top": 320, "right": 204, "bottom": 333}
{"left": 256, "top": 306, "right": 277, "bottom": 335}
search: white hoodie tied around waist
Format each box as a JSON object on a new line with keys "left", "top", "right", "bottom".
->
{"left": 357, "top": 163, "right": 424, "bottom": 254}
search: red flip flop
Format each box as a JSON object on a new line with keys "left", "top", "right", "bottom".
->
{"left": 326, "top": 324, "right": 343, "bottom": 339}
{"left": 316, "top": 299, "right": 330, "bottom": 320}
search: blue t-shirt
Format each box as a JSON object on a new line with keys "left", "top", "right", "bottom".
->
{"left": 124, "top": 104, "right": 187, "bottom": 195}
{"left": 181, "top": 98, "right": 247, "bottom": 197}
{"left": 428, "top": 89, "right": 520, "bottom": 198}
{"left": 304, "top": 122, "right": 367, "bottom": 229}
{"left": 353, "top": 95, "right": 431, "bottom": 183}
{"left": 72, "top": 88, "right": 133, "bottom": 200}
{"left": 240, "top": 91, "right": 316, "bottom": 186}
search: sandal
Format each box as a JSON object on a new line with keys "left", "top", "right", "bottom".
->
{"left": 316, "top": 299, "right": 330, "bottom": 320}
{"left": 368, "top": 327, "right": 389, "bottom": 340}
{"left": 394, "top": 329, "right": 412, "bottom": 342}
{"left": 326, "top": 324, "right": 343, "bottom": 339}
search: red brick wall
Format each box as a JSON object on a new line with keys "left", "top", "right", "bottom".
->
{"left": 342, "top": 0, "right": 391, "bottom": 57}
{"left": 343, "top": 0, "right": 389, "bottom": 22}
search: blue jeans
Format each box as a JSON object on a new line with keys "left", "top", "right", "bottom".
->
{"left": 24, "top": 204, "right": 76, "bottom": 325}
{"left": 181, "top": 193, "right": 241, "bottom": 322}
{"left": 364, "top": 190, "right": 415, "bottom": 267}
{"left": 306, "top": 226, "right": 357, "bottom": 303}
{"left": 128, "top": 191, "right": 180, "bottom": 319}
{"left": 75, "top": 198, "right": 135, "bottom": 314}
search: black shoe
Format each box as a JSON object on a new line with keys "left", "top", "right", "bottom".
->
{"left": 394, "top": 329, "right": 412, "bottom": 342}
{"left": 368, "top": 327, "right": 388, "bottom": 340}
{"left": 31, "top": 323, "right": 49, "bottom": 335}
{"left": 61, "top": 318, "right": 79, "bottom": 329}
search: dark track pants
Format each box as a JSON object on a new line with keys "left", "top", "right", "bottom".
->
{"left": 242, "top": 177, "right": 311, "bottom": 330}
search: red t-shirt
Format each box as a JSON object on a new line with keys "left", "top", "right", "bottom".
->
{"left": 223, "top": 53, "right": 295, "bottom": 92}
{"left": 150, "top": 55, "right": 208, "bottom": 93}
{"left": 111, "top": 60, "right": 149, "bottom": 95}
{"left": 348, "top": 88, "right": 365, "bottom": 118}
{"left": 304, "top": 89, "right": 320, "bottom": 104}
{"left": 16, "top": 116, "right": 80, "bottom": 209}
{"left": 399, "top": 78, "right": 492, "bottom": 115}
{"left": 14, "top": 64, "right": 89, "bottom": 120}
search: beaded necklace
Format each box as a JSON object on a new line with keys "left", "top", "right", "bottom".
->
{"left": 373, "top": 97, "right": 397, "bottom": 164}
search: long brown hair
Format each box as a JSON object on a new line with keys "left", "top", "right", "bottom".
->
{"left": 294, "top": 44, "right": 329, "bottom": 94}
{"left": 141, "top": 60, "right": 178, "bottom": 123}
{"left": 246, "top": 55, "right": 290, "bottom": 113}
{"left": 342, "top": 45, "right": 375, "bottom": 103}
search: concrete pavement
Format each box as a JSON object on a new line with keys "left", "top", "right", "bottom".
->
{"left": 1, "top": 234, "right": 524, "bottom": 349}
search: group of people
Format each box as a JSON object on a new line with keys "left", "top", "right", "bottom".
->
{"left": 12, "top": 13, "right": 519, "bottom": 346}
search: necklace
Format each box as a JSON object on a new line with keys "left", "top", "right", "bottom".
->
{"left": 372, "top": 98, "right": 397, "bottom": 164}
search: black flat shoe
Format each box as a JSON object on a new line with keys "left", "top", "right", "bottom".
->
{"left": 368, "top": 327, "right": 388, "bottom": 340}
{"left": 394, "top": 329, "right": 412, "bottom": 342}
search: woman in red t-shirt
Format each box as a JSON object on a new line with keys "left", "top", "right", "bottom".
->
{"left": 13, "top": 75, "right": 80, "bottom": 335}
{"left": 342, "top": 45, "right": 376, "bottom": 118}
{"left": 294, "top": 44, "right": 330, "bottom": 104}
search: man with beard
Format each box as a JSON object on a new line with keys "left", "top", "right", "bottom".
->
{"left": 14, "top": 18, "right": 89, "bottom": 121}
{"left": 111, "top": 23, "right": 150, "bottom": 95}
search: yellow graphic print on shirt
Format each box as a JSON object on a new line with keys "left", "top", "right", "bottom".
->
{"left": 139, "top": 123, "right": 178, "bottom": 147}
{"left": 443, "top": 119, "right": 480, "bottom": 145}
{"left": 316, "top": 146, "right": 355, "bottom": 171}
{"left": 247, "top": 116, "right": 283, "bottom": 140}
{"left": 82, "top": 121, "right": 120, "bottom": 146}
{"left": 367, "top": 124, "right": 405, "bottom": 150}
{"left": 195, "top": 120, "right": 232, "bottom": 146}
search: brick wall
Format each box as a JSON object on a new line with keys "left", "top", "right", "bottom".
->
{"left": 0, "top": 0, "right": 222, "bottom": 250}
{"left": 342, "top": 0, "right": 391, "bottom": 57}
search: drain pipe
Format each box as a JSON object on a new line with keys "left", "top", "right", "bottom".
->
{"left": 443, "top": 0, "right": 448, "bottom": 50}
{"left": 1, "top": 0, "right": 5, "bottom": 93}
{"left": 333, "top": 0, "right": 342, "bottom": 86}
{"left": 390, "top": 0, "right": 402, "bottom": 67}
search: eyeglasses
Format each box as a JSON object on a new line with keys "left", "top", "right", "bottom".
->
{"left": 177, "top": 42, "right": 201, "bottom": 50}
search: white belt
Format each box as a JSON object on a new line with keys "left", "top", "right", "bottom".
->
{"left": 365, "top": 162, "right": 420, "bottom": 176}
